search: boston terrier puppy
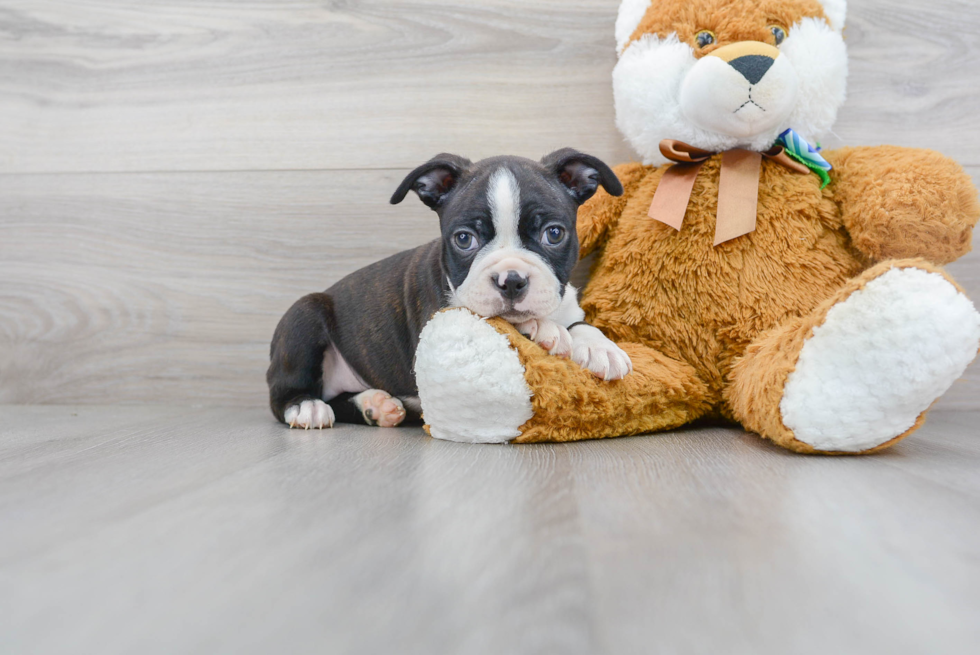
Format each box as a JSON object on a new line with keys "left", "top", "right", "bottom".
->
{"left": 267, "top": 149, "right": 633, "bottom": 429}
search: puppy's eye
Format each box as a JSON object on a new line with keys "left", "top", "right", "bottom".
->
{"left": 770, "top": 25, "right": 787, "bottom": 46}
{"left": 542, "top": 226, "right": 565, "bottom": 246}
{"left": 453, "top": 231, "right": 478, "bottom": 252}
{"left": 695, "top": 30, "right": 716, "bottom": 49}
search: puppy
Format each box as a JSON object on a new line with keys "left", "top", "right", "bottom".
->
{"left": 267, "top": 149, "right": 633, "bottom": 429}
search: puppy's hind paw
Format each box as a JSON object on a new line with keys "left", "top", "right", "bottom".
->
{"left": 284, "top": 399, "right": 335, "bottom": 429}
{"left": 353, "top": 389, "right": 407, "bottom": 427}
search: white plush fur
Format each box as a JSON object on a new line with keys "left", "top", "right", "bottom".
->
{"left": 780, "top": 17, "right": 849, "bottom": 146}
{"left": 615, "top": 0, "right": 652, "bottom": 54}
{"left": 613, "top": 9, "right": 848, "bottom": 165}
{"left": 415, "top": 308, "right": 534, "bottom": 443}
{"left": 818, "top": 0, "right": 848, "bottom": 32}
{"left": 781, "top": 268, "right": 980, "bottom": 453}
{"left": 678, "top": 45, "right": 800, "bottom": 139}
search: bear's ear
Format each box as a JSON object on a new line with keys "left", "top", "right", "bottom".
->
{"left": 615, "top": 0, "right": 652, "bottom": 54}
{"left": 542, "top": 148, "right": 624, "bottom": 205}
{"left": 816, "top": 0, "right": 847, "bottom": 32}
{"left": 390, "top": 154, "right": 472, "bottom": 209}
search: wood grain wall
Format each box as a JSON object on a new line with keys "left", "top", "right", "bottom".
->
{"left": 1, "top": 0, "right": 978, "bottom": 409}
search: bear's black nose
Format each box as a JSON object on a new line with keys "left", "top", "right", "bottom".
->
{"left": 728, "top": 54, "right": 774, "bottom": 85}
{"left": 494, "top": 271, "right": 529, "bottom": 301}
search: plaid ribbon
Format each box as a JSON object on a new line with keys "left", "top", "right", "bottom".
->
{"left": 776, "top": 128, "right": 832, "bottom": 188}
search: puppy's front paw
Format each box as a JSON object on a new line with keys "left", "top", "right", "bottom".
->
{"left": 516, "top": 318, "right": 572, "bottom": 357}
{"left": 284, "top": 399, "right": 335, "bottom": 429}
{"left": 569, "top": 325, "right": 633, "bottom": 381}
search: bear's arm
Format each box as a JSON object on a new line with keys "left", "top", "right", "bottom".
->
{"left": 578, "top": 162, "right": 649, "bottom": 258}
{"left": 826, "top": 146, "right": 980, "bottom": 265}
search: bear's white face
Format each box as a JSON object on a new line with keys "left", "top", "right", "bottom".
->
{"left": 613, "top": 0, "right": 848, "bottom": 165}
{"left": 679, "top": 41, "right": 800, "bottom": 139}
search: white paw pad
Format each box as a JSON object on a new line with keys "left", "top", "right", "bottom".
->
{"left": 781, "top": 268, "right": 980, "bottom": 452}
{"left": 517, "top": 318, "right": 572, "bottom": 357}
{"left": 569, "top": 324, "right": 633, "bottom": 381}
{"left": 284, "top": 399, "right": 335, "bottom": 429}
{"left": 353, "top": 389, "right": 406, "bottom": 427}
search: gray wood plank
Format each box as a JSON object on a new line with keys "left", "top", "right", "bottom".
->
{"left": 0, "top": 0, "right": 632, "bottom": 174}
{"left": 1, "top": 406, "right": 978, "bottom": 654}
{"left": 0, "top": 169, "right": 440, "bottom": 404}
{"left": 1, "top": 0, "right": 980, "bottom": 173}
{"left": 945, "top": 249, "right": 980, "bottom": 409}
{"left": 830, "top": 0, "right": 980, "bottom": 162}
{"left": 2, "top": 167, "right": 978, "bottom": 407}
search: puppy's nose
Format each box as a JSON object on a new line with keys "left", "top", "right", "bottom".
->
{"left": 708, "top": 41, "right": 780, "bottom": 85}
{"left": 494, "top": 271, "right": 528, "bottom": 301}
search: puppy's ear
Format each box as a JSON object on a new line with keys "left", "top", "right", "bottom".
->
{"left": 390, "top": 154, "right": 472, "bottom": 209}
{"left": 541, "top": 148, "right": 623, "bottom": 205}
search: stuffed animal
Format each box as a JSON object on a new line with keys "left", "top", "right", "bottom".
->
{"left": 413, "top": 0, "right": 980, "bottom": 454}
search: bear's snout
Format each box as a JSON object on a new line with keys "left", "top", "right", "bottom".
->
{"left": 678, "top": 40, "right": 797, "bottom": 139}
{"left": 708, "top": 41, "right": 782, "bottom": 85}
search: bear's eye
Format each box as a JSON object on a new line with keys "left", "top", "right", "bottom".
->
{"left": 770, "top": 25, "right": 787, "bottom": 46}
{"left": 695, "top": 30, "right": 716, "bottom": 49}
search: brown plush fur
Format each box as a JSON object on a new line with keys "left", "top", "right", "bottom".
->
{"left": 581, "top": 155, "right": 862, "bottom": 409}
{"left": 827, "top": 147, "right": 980, "bottom": 264}
{"left": 500, "top": 149, "right": 978, "bottom": 451}
{"left": 486, "top": 319, "right": 710, "bottom": 444}
{"left": 625, "top": 0, "right": 830, "bottom": 53}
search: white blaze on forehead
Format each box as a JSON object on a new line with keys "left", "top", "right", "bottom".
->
{"left": 488, "top": 167, "right": 521, "bottom": 250}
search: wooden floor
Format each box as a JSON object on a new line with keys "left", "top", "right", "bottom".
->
{"left": 2, "top": 406, "right": 978, "bottom": 654}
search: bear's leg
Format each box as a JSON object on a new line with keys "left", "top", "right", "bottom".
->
{"left": 727, "top": 259, "right": 980, "bottom": 454}
{"left": 415, "top": 308, "right": 712, "bottom": 443}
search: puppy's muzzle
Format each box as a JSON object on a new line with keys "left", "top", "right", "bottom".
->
{"left": 494, "top": 271, "right": 529, "bottom": 302}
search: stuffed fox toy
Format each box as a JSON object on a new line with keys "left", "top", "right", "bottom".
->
{"left": 413, "top": 0, "right": 980, "bottom": 454}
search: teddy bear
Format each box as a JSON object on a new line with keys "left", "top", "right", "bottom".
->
{"left": 412, "top": 0, "right": 980, "bottom": 454}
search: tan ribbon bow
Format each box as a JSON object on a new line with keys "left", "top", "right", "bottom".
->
{"left": 647, "top": 139, "right": 810, "bottom": 246}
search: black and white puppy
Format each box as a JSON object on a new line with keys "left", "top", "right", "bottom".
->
{"left": 267, "top": 149, "right": 632, "bottom": 429}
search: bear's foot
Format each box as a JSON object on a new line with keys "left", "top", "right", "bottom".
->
{"left": 415, "top": 308, "right": 711, "bottom": 444}
{"left": 782, "top": 265, "right": 979, "bottom": 452}
{"left": 415, "top": 309, "right": 535, "bottom": 443}
{"left": 730, "top": 260, "right": 980, "bottom": 454}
